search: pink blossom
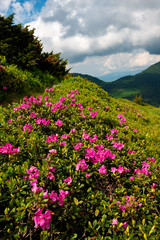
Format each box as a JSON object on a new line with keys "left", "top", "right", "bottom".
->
{"left": 30, "top": 112, "right": 37, "bottom": 118}
{"left": 90, "top": 134, "right": 98, "bottom": 142}
{"left": 35, "top": 117, "right": 42, "bottom": 124}
{"left": 46, "top": 134, "right": 58, "bottom": 143}
{"left": 80, "top": 112, "right": 86, "bottom": 118}
{"left": 112, "top": 218, "right": 118, "bottom": 225}
{"left": 110, "top": 129, "right": 118, "bottom": 134}
{"left": 151, "top": 183, "right": 156, "bottom": 189}
{"left": 23, "top": 124, "right": 33, "bottom": 133}
{"left": 49, "top": 190, "right": 58, "bottom": 203}
{"left": 117, "top": 114, "right": 123, "bottom": 119}
{"left": 58, "top": 190, "right": 69, "bottom": 206}
{"left": 129, "top": 176, "right": 134, "bottom": 180}
{"left": 119, "top": 204, "right": 127, "bottom": 212}
{"left": 123, "top": 222, "right": 128, "bottom": 230}
{"left": 90, "top": 111, "right": 98, "bottom": 118}
{"left": 88, "top": 106, "right": 92, "bottom": 110}
{"left": 112, "top": 141, "right": 124, "bottom": 150}
{"left": 76, "top": 159, "right": 88, "bottom": 171}
{"left": 3, "top": 86, "right": 7, "bottom": 90}
{"left": 33, "top": 208, "right": 51, "bottom": 230}
{"left": 63, "top": 176, "right": 72, "bottom": 185}
{"left": 147, "top": 157, "right": 155, "bottom": 163}
{"left": 85, "top": 173, "right": 90, "bottom": 178}
{"left": 46, "top": 172, "right": 55, "bottom": 180}
{"left": 70, "top": 128, "right": 76, "bottom": 133}
{"left": 105, "top": 134, "right": 113, "bottom": 141}
{"left": 98, "top": 165, "right": 107, "bottom": 175}
{"left": 82, "top": 132, "right": 90, "bottom": 140}
{"left": 42, "top": 190, "right": 49, "bottom": 198}
{"left": 0, "top": 143, "right": 20, "bottom": 154}
{"left": 105, "top": 106, "right": 109, "bottom": 110}
{"left": 59, "top": 141, "right": 66, "bottom": 146}
{"left": 26, "top": 166, "right": 40, "bottom": 180}
{"left": 49, "top": 149, "right": 57, "bottom": 154}
{"left": 48, "top": 166, "right": 56, "bottom": 173}
{"left": 73, "top": 142, "right": 83, "bottom": 150}
{"left": 133, "top": 128, "right": 138, "bottom": 132}
{"left": 59, "top": 96, "right": 66, "bottom": 102}
{"left": 55, "top": 119, "right": 63, "bottom": 127}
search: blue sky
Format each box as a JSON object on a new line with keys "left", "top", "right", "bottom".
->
{"left": 1, "top": 0, "right": 160, "bottom": 81}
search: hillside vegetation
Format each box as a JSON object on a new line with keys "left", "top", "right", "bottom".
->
{"left": 1, "top": 76, "right": 160, "bottom": 239}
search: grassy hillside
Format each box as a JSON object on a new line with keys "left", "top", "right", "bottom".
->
{"left": 0, "top": 76, "right": 160, "bottom": 239}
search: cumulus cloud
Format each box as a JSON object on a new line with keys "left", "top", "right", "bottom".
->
{"left": 0, "top": 0, "right": 12, "bottom": 13}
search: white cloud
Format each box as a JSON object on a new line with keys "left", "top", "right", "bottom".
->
{"left": 0, "top": 0, "right": 12, "bottom": 13}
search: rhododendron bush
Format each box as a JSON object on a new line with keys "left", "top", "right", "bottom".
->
{"left": 0, "top": 77, "right": 160, "bottom": 239}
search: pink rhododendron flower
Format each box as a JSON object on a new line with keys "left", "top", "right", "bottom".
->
{"left": 117, "top": 114, "right": 123, "bottom": 119}
{"left": 133, "top": 128, "right": 138, "bottom": 132}
{"left": 46, "top": 134, "right": 58, "bottom": 143}
{"left": 59, "top": 141, "right": 66, "bottom": 146}
{"left": 74, "top": 142, "right": 83, "bottom": 150}
{"left": 76, "top": 159, "right": 88, "bottom": 171}
{"left": 110, "top": 129, "right": 118, "bottom": 134}
{"left": 112, "top": 218, "right": 118, "bottom": 225}
{"left": 119, "top": 204, "right": 127, "bottom": 212}
{"left": 151, "top": 183, "right": 156, "bottom": 189}
{"left": 42, "top": 190, "right": 49, "bottom": 198}
{"left": 112, "top": 141, "right": 124, "bottom": 150}
{"left": 129, "top": 176, "right": 134, "bottom": 180}
{"left": 63, "top": 176, "right": 72, "bottom": 185}
{"left": 90, "top": 111, "right": 98, "bottom": 118}
{"left": 49, "top": 190, "right": 58, "bottom": 203}
{"left": 82, "top": 132, "right": 90, "bottom": 140}
{"left": 123, "top": 222, "right": 128, "bottom": 229}
{"left": 105, "top": 134, "right": 113, "bottom": 141}
{"left": 128, "top": 150, "right": 135, "bottom": 154}
{"left": 58, "top": 190, "right": 69, "bottom": 206}
{"left": 70, "top": 128, "right": 76, "bottom": 133}
{"left": 105, "top": 106, "right": 109, "bottom": 110}
{"left": 147, "top": 157, "right": 155, "bottom": 163}
{"left": 90, "top": 134, "right": 98, "bottom": 142}
{"left": 26, "top": 166, "right": 40, "bottom": 180}
{"left": 46, "top": 172, "right": 55, "bottom": 180}
{"left": 98, "top": 165, "right": 107, "bottom": 175}
{"left": 49, "top": 149, "right": 57, "bottom": 154}
{"left": 23, "top": 124, "right": 33, "bottom": 133}
{"left": 33, "top": 208, "right": 51, "bottom": 230}
{"left": 0, "top": 143, "right": 20, "bottom": 154}
{"left": 80, "top": 112, "right": 86, "bottom": 118}
{"left": 85, "top": 173, "right": 90, "bottom": 178}
{"left": 30, "top": 112, "right": 37, "bottom": 118}
{"left": 3, "top": 86, "right": 7, "bottom": 90}
{"left": 55, "top": 119, "right": 63, "bottom": 127}
{"left": 88, "top": 106, "right": 92, "bottom": 110}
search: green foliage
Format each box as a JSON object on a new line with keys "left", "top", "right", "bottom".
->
{"left": 0, "top": 14, "right": 42, "bottom": 69}
{"left": 0, "top": 77, "right": 160, "bottom": 239}
{"left": 0, "top": 57, "right": 57, "bottom": 103}
{"left": 0, "top": 14, "right": 70, "bottom": 78}
{"left": 39, "top": 52, "right": 70, "bottom": 78}
{"left": 134, "top": 95, "right": 145, "bottom": 106}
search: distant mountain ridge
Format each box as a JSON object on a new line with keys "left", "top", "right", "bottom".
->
{"left": 72, "top": 61, "right": 160, "bottom": 106}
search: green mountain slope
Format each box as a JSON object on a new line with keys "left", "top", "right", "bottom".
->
{"left": 73, "top": 62, "right": 160, "bottom": 106}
